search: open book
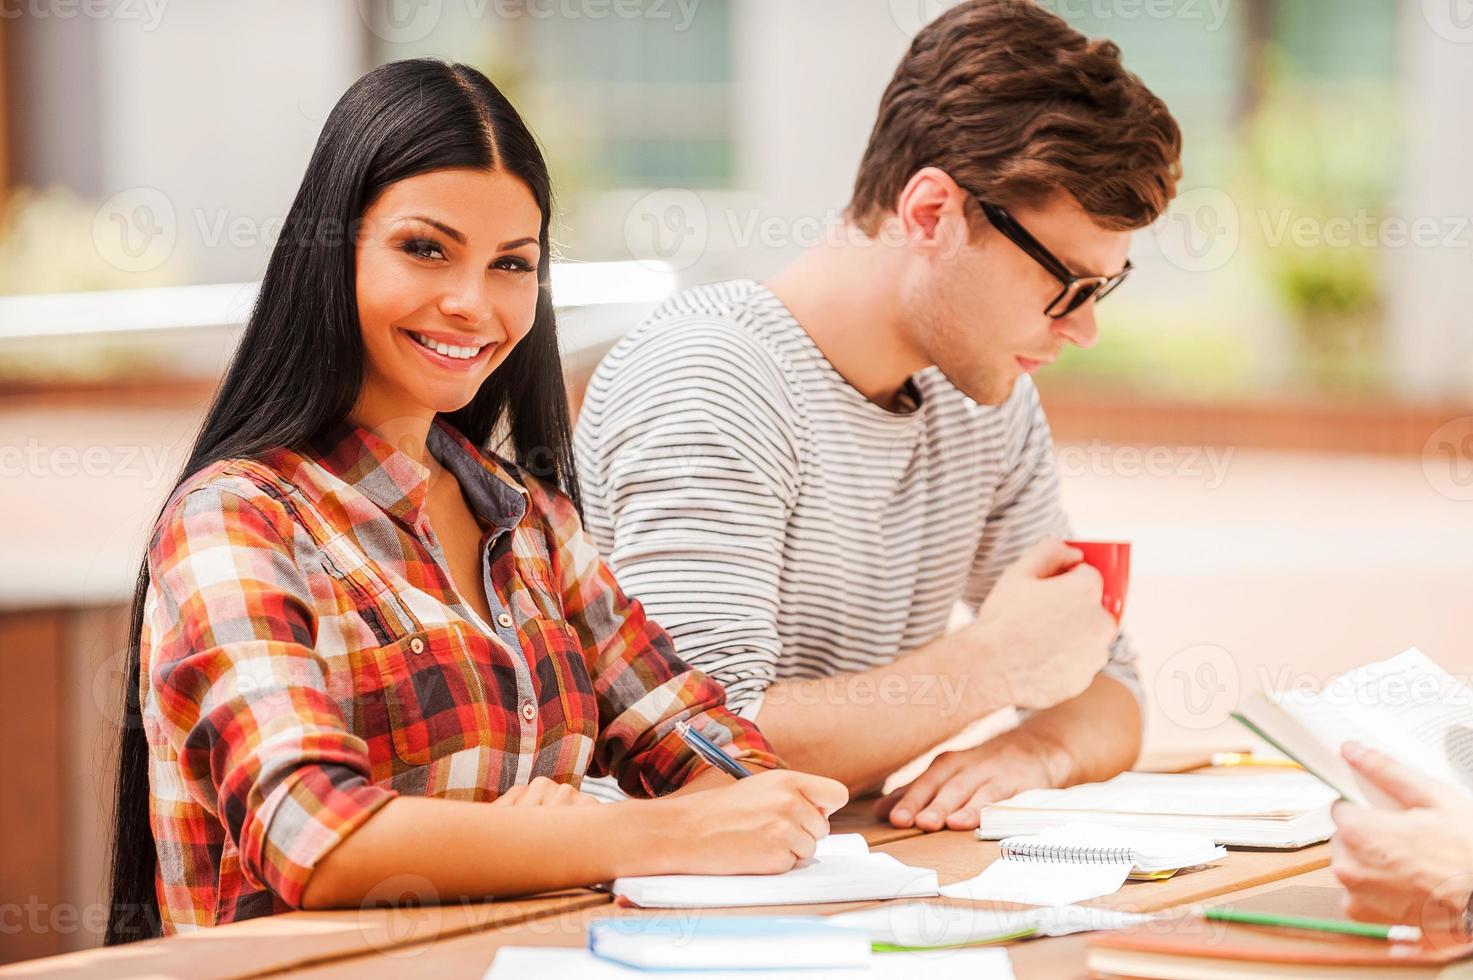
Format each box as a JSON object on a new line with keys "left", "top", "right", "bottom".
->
{"left": 1233, "top": 647, "right": 1473, "bottom": 806}
{"left": 972, "top": 771, "right": 1335, "bottom": 848}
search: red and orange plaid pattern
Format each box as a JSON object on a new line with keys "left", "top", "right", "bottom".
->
{"left": 140, "top": 416, "right": 779, "bottom": 932}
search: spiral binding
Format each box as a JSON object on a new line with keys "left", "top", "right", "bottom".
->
{"left": 1001, "top": 841, "right": 1137, "bottom": 865}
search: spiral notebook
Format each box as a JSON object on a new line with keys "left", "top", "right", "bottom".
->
{"left": 941, "top": 824, "right": 1226, "bottom": 905}
{"left": 999, "top": 823, "right": 1226, "bottom": 877}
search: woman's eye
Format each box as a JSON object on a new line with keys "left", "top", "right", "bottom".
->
{"left": 494, "top": 256, "right": 535, "bottom": 274}
{"left": 400, "top": 238, "right": 445, "bottom": 260}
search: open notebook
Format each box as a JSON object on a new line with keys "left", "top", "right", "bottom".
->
{"left": 973, "top": 771, "right": 1336, "bottom": 848}
{"left": 610, "top": 834, "right": 940, "bottom": 909}
{"left": 1234, "top": 647, "right": 1473, "bottom": 806}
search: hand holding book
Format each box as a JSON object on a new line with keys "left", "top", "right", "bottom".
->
{"left": 1330, "top": 739, "right": 1473, "bottom": 935}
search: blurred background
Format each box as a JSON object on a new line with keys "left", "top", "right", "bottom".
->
{"left": 1, "top": 0, "right": 1470, "bottom": 961}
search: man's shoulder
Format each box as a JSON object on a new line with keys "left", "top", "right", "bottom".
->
{"left": 589, "top": 280, "right": 798, "bottom": 399}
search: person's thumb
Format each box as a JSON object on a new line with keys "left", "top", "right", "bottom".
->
{"left": 1343, "top": 741, "right": 1443, "bottom": 809}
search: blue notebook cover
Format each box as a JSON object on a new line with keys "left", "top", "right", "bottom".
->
{"left": 588, "top": 915, "right": 872, "bottom": 970}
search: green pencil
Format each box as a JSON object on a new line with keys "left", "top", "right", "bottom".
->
{"left": 1203, "top": 906, "right": 1423, "bottom": 942}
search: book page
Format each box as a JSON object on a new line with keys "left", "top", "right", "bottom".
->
{"left": 1318, "top": 648, "right": 1473, "bottom": 792}
{"left": 992, "top": 771, "right": 1334, "bottom": 818}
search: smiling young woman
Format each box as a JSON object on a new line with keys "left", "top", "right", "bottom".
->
{"left": 105, "top": 60, "right": 845, "bottom": 944}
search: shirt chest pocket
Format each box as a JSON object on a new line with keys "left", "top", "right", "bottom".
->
{"left": 365, "top": 622, "right": 496, "bottom": 771}
{"left": 514, "top": 575, "right": 598, "bottom": 739}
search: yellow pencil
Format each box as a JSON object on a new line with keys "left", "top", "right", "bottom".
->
{"left": 1210, "top": 752, "right": 1303, "bottom": 769}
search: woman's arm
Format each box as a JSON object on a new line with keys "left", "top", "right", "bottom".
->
{"left": 301, "top": 769, "right": 846, "bottom": 908}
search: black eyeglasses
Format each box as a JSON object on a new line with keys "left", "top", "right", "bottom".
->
{"left": 963, "top": 192, "right": 1133, "bottom": 319}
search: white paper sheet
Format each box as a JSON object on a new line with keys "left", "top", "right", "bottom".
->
{"left": 611, "top": 834, "right": 939, "bottom": 908}
{"left": 938, "top": 859, "right": 1132, "bottom": 906}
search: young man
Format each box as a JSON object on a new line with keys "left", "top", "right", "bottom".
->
{"left": 575, "top": 0, "right": 1182, "bottom": 830}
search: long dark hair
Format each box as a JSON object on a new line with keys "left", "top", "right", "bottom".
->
{"left": 105, "top": 60, "right": 579, "bottom": 945}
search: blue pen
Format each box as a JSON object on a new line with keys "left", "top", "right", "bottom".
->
{"left": 675, "top": 720, "right": 750, "bottom": 780}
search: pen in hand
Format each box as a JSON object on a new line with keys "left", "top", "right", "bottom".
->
{"left": 675, "top": 720, "right": 750, "bottom": 780}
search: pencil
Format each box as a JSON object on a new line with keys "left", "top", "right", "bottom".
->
{"left": 1202, "top": 906, "right": 1422, "bottom": 942}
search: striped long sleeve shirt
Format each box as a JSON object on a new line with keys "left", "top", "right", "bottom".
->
{"left": 574, "top": 279, "right": 1141, "bottom": 727}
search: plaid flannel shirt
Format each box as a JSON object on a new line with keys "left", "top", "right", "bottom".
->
{"left": 140, "top": 416, "right": 779, "bottom": 933}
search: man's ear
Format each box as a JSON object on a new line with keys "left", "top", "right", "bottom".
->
{"left": 895, "top": 166, "right": 971, "bottom": 255}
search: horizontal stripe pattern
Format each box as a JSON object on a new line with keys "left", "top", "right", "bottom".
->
{"left": 574, "top": 280, "right": 1140, "bottom": 782}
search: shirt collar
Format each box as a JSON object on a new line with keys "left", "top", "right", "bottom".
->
{"left": 307, "top": 416, "right": 528, "bottom": 534}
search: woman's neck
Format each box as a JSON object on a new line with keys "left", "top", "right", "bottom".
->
{"left": 347, "top": 392, "right": 435, "bottom": 468}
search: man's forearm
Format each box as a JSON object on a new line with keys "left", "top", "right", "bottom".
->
{"left": 752, "top": 632, "right": 1013, "bottom": 794}
{"left": 1009, "top": 672, "right": 1142, "bottom": 786}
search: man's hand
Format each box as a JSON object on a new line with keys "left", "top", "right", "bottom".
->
{"left": 1331, "top": 741, "right": 1473, "bottom": 933}
{"left": 968, "top": 539, "right": 1117, "bottom": 710}
{"left": 873, "top": 729, "right": 1070, "bottom": 831}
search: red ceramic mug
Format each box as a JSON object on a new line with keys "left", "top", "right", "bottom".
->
{"left": 1064, "top": 540, "right": 1131, "bottom": 624}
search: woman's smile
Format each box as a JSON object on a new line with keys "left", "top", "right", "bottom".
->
{"left": 397, "top": 326, "right": 498, "bottom": 373}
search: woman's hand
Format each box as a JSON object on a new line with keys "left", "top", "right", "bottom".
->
{"left": 655, "top": 770, "right": 849, "bottom": 875}
{"left": 1331, "top": 741, "right": 1473, "bottom": 933}
{"left": 491, "top": 776, "right": 602, "bottom": 808}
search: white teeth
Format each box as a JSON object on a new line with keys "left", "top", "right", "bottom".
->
{"left": 410, "top": 332, "right": 483, "bottom": 360}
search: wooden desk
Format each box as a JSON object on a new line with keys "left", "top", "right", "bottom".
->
{"left": 0, "top": 788, "right": 1333, "bottom": 979}
{"left": 274, "top": 834, "right": 1332, "bottom": 980}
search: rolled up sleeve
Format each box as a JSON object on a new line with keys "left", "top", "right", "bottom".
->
{"left": 145, "top": 484, "right": 396, "bottom": 908}
{"left": 532, "top": 480, "right": 781, "bottom": 798}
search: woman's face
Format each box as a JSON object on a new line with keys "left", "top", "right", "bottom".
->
{"left": 353, "top": 167, "right": 542, "bottom": 421}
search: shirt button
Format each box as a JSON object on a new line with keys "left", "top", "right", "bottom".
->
{"left": 497, "top": 613, "right": 514, "bottom": 629}
{"left": 409, "top": 637, "right": 425, "bottom": 655}
{"left": 521, "top": 700, "right": 537, "bottom": 722}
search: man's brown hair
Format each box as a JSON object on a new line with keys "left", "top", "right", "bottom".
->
{"left": 848, "top": 0, "right": 1182, "bottom": 234}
